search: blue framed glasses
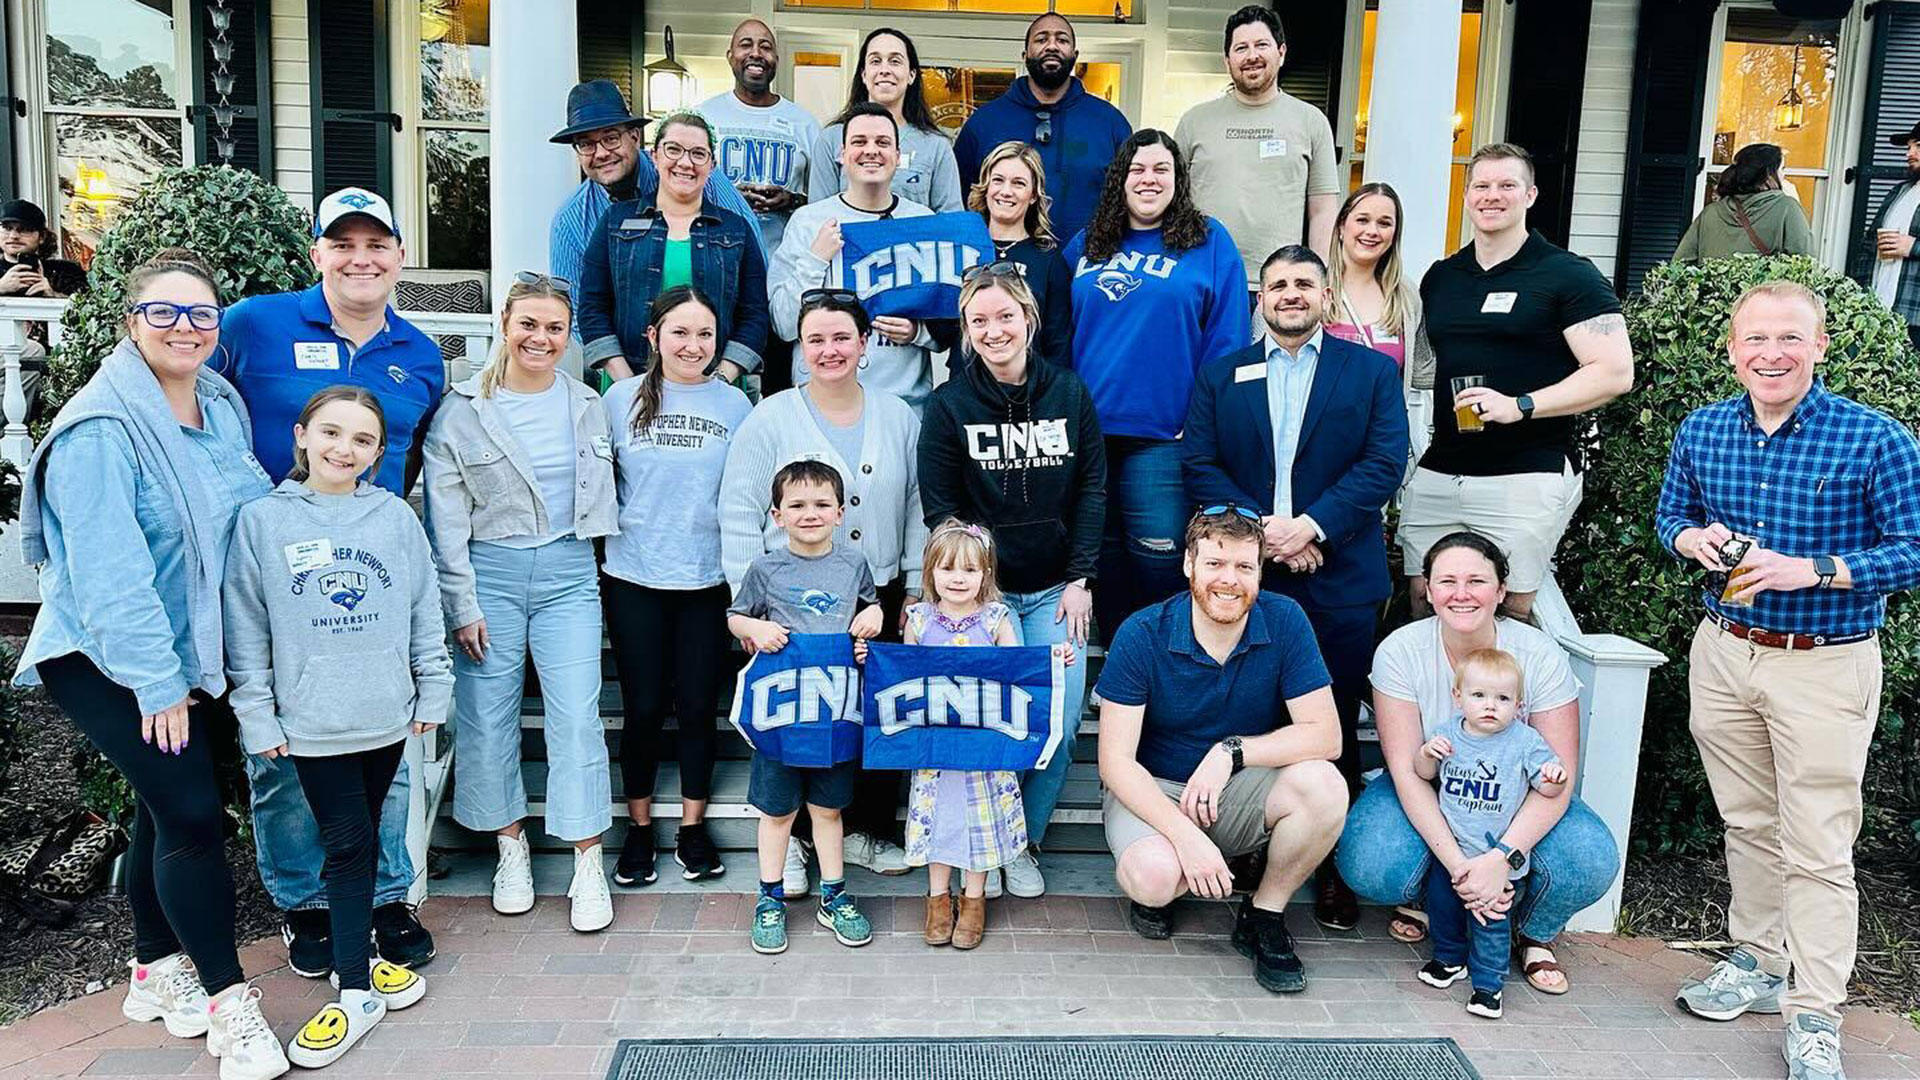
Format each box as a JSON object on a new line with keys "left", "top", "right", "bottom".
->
{"left": 1198, "top": 504, "right": 1262, "bottom": 522}
{"left": 128, "top": 301, "right": 223, "bottom": 331}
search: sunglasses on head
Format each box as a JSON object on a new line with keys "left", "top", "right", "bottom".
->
{"left": 515, "top": 270, "right": 573, "bottom": 295}
{"left": 799, "top": 288, "right": 860, "bottom": 306}
{"left": 962, "top": 259, "right": 1023, "bottom": 283}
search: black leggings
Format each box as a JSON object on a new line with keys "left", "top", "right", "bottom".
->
{"left": 37, "top": 652, "right": 244, "bottom": 994}
{"left": 602, "top": 576, "right": 731, "bottom": 806}
{"left": 291, "top": 741, "right": 405, "bottom": 990}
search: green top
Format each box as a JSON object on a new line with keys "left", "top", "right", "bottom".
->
{"left": 1673, "top": 188, "right": 1815, "bottom": 263}
{"left": 663, "top": 238, "right": 693, "bottom": 290}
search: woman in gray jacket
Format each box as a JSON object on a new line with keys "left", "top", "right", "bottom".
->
{"left": 423, "top": 273, "right": 619, "bottom": 932}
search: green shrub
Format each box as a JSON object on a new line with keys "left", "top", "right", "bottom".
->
{"left": 39, "top": 164, "right": 316, "bottom": 430}
{"left": 1560, "top": 255, "right": 1920, "bottom": 855}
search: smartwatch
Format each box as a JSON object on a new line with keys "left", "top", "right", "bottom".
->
{"left": 1516, "top": 394, "right": 1536, "bottom": 421}
{"left": 1218, "top": 736, "right": 1245, "bottom": 775}
{"left": 1487, "top": 833, "right": 1529, "bottom": 880}
{"left": 1814, "top": 555, "right": 1837, "bottom": 589}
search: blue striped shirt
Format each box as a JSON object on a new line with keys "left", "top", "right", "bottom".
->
{"left": 1655, "top": 380, "right": 1920, "bottom": 635}
{"left": 547, "top": 158, "right": 765, "bottom": 293}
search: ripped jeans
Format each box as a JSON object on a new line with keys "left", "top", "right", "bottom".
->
{"left": 1095, "top": 436, "right": 1189, "bottom": 643}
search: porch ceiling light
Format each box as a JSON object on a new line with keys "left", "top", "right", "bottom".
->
{"left": 645, "top": 26, "right": 696, "bottom": 118}
{"left": 1774, "top": 46, "right": 1806, "bottom": 132}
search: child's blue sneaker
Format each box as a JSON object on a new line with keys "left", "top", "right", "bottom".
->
{"left": 750, "top": 896, "right": 788, "bottom": 955}
{"left": 816, "top": 891, "right": 873, "bottom": 947}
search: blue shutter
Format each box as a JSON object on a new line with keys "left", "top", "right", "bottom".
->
{"left": 1846, "top": 2, "right": 1920, "bottom": 283}
{"left": 309, "top": 0, "right": 396, "bottom": 198}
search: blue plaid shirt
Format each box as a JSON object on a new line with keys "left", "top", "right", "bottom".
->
{"left": 1655, "top": 380, "right": 1920, "bottom": 635}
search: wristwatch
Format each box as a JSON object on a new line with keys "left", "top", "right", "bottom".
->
{"left": 1487, "top": 834, "right": 1529, "bottom": 880}
{"left": 1218, "top": 736, "right": 1245, "bottom": 775}
{"left": 1516, "top": 394, "right": 1536, "bottom": 421}
{"left": 1814, "top": 555, "right": 1838, "bottom": 589}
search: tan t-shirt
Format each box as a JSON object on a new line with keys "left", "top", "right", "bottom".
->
{"left": 1174, "top": 90, "right": 1341, "bottom": 286}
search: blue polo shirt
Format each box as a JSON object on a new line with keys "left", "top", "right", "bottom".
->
{"left": 1094, "top": 591, "right": 1331, "bottom": 781}
{"left": 214, "top": 283, "right": 445, "bottom": 494}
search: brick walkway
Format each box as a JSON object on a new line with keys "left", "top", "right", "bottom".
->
{"left": 3, "top": 894, "right": 1917, "bottom": 1080}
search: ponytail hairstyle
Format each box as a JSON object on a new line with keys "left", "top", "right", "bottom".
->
{"left": 629, "top": 284, "right": 720, "bottom": 437}
{"left": 289, "top": 384, "right": 388, "bottom": 481}
{"left": 479, "top": 273, "right": 573, "bottom": 398}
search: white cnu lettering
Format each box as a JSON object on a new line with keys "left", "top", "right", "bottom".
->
{"left": 748, "top": 665, "right": 861, "bottom": 731}
{"left": 849, "top": 241, "right": 986, "bottom": 295}
{"left": 1074, "top": 251, "right": 1177, "bottom": 279}
{"left": 873, "top": 676, "right": 1032, "bottom": 740}
{"left": 964, "top": 422, "right": 1048, "bottom": 461}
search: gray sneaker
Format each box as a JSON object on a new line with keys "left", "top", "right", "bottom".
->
{"left": 1784, "top": 1014, "right": 1846, "bottom": 1080}
{"left": 1002, "top": 850, "right": 1045, "bottom": 898}
{"left": 1676, "top": 948, "right": 1785, "bottom": 1021}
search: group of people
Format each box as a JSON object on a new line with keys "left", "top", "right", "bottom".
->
{"left": 7, "top": 6, "right": 1914, "bottom": 1080}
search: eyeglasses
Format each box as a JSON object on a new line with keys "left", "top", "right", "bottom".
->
{"left": 962, "top": 259, "right": 1023, "bottom": 283}
{"left": 1033, "top": 109, "right": 1053, "bottom": 146}
{"left": 571, "top": 130, "right": 632, "bottom": 154}
{"left": 1197, "top": 504, "right": 1262, "bottom": 522}
{"left": 128, "top": 301, "right": 223, "bottom": 331}
{"left": 799, "top": 288, "right": 861, "bottom": 306}
{"left": 656, "top": 142, "right": 714, "bottom": 167}
{"left": 515, "top": 270, "right": 573, "bottom": 295}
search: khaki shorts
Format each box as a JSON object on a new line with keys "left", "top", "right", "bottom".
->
{"left": 1397, "top": 463, "right": 1584, "bottom": 593}
{"left": 1103, "top": 765, "right": 1282, "bottom": 860}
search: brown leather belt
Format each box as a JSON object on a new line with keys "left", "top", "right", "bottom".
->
{"left": 1712, "top": 614, "right": 1874, "bottom": 651}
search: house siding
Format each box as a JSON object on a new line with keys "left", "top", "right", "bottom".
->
{"left": 1567, "top": 0, "right": 1635, "bottom": 280}
{"left": 270, "top": 0, "right": 313, "bottom": 209}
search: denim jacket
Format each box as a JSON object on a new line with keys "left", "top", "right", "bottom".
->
{"left": 577, "top": 197, "right": 769, "bottom": 375}
{"left": 422, "top": 374, "right": 618, "bottom": 629}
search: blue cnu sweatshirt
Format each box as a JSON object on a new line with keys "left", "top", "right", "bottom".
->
{"left": 953, "top": 78, "right": 1133, "bottom": 245}
{"left": 1063, "top": 217, "right": 1248, "bottom": 441}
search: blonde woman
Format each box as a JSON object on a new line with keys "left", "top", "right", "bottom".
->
{"left": 1325, "top": 182, "right": 1434, "bottom": 473}
{"left": 966, "top": 141, "right": 1073, "bottom": 365}
{"left": 423, "top": 273, "right": 619, "bottom": 932}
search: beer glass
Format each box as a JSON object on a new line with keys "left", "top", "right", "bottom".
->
{"left": 1451, "top": 376, "right": 1486, "bottom": 434}
{"left": 1712, "top": 535, "right": 1756, "bottom": 608}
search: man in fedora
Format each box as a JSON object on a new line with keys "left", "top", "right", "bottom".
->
{"left": 548, "top": 79, "right": 764, "bottom": 299}
{"left": 1871, "top": 120, "right": 1920, "bottom": 353}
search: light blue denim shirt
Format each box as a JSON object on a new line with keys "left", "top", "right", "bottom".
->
{"left": 1265, "top": 327, "right": 1322, "bottom": 520}
{"left": 17, "top": 393, "right": 272, "bottom": 713}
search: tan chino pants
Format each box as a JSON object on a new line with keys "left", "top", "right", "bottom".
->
{"left": 1687, "top": 619, "right": 1880, "bottom": 1021}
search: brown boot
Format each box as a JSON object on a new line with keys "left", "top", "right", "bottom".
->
{"left": 952, "top": 894, "right": 987, "bottom": 950}
{"left": 924, "top": 893, "right": 955, "bottom": 946}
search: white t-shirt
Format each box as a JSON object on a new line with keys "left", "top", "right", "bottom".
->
{"left": 1876, "top": 184, "right": 1920, "bottom": 307}
{"left": 1369, "top": 617, "right": 1581, "bottom": 740}
{"left": 698, "top": 92, "right": 824, "bottom": 255}
{"left": 490, "top": 378, "right": 577, "bottom": 548}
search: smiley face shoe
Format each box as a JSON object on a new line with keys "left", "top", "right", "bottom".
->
{"left": 288, "top": 990, "right": 385, "bottom": 1069}
{"left": 327, "top": 959, "right": 426, "bottom": 1010}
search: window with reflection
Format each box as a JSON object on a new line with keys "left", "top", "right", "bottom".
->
{"left": 1706, "top": 10, "right": 1840, "bottom": 230}
{"left": 418, "top": 0, "right": 491, "bottom": 268}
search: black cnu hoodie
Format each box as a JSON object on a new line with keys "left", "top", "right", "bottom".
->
{"left": 917, "top": 349, "right": 1107, "bottom": 594}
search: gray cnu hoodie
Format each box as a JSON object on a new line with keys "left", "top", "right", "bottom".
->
{"left": 222, "top": 479, "right": 454, "bottom": 756}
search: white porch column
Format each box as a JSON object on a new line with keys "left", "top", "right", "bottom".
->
{"left": 489, "top": 0, "right": 581, "bottom": 302}
{"left": 1363, "top": 0, "right": 1462, "bottom": 279}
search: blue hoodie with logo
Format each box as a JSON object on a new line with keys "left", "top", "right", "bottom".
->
{"left": 954, "top": 78, "right": 1132, "bottom": 245}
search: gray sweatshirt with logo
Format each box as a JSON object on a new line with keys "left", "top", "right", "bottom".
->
{"left": 222, "top": 479, "right": 453, "bottom": 756}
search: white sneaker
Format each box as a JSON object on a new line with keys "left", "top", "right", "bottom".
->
{"left": 492, "top": 832, "right": 535, "bottom": 915}
{"left": 287, "top": 989, "right": 384, "bottom": 1069}
{"left": 328, "top": 959, "right": 427, "bottom": 1010}
{"left": 948, "top": 871, "right": 1003, "bottom": 899}
{"left": 206, "top": 985, "right": 289, "bottom": 1080}
{"left": 122, "top": 954, "right": 209, "bottom": 1038}
{"left": 568, "top": 843, "right": 614, "bottom": 932}
{"left": 1003, "top": 850, "right": 1046, "bottom": 898}
{"left": 783, "top": 837, "right": 812, "bottom": 898}
{"left": 843, "top": 831, "right": 910, "bottom": 875}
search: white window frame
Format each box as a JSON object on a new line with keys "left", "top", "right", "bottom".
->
{"left": 390, "top": 0, "right": 490, "bottom": 269}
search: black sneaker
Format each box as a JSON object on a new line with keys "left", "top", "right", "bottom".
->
{"left": 1232, "top": 896, "right": 1306, "bottom": 994}
{"left": 282, "top": 908, "right": 332, "bottom": 979}
{"left": 1418, "top": 959, "right": 1469, "bottom": 988}
{"left": 674, "top": 822, "right": 726, "bottom": 881}
{"left": 1312, "top": 862, "right": 1360, "bottom": 932}
{"left": 372, "top": 901, "right": 436, "bottom": 969}
{"left": 613, "top": 826, "right": 658, "bottom": 887}
{"left": 1127, "top": 901, "right": 1174, "bottom": 940}
{"left": 1466, "top": 988, "right": 1503, "bottom": 1019}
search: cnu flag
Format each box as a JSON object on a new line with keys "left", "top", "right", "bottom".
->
{"left": 727, "top": 634, "right": 864, "bottom": 767}
{"left": 861, "top": 643, "right": 1065, "bottom": 771}
{"left": 839, "top": 212, "right": 993, "bottom": 320}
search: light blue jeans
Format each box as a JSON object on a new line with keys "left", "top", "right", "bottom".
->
{"left": 1004, "top": 581, "right": 1088, "bottom": 847}
{"left": 452, "top": 537, "right": 611, "bottom": 843}
{"left": 1335, "top": 772, "right": 1621, "bottom": 943}
{"left": 247, "top": 738, "right": 413, "bottom": 910}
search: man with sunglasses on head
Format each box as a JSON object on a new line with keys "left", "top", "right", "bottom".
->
{"left": 952, "top": 13, "right": 1131, "bottom": 245}
{"left": 213, "top": 186, "right": 446, "bottom": 982}
{"left": 1095, "top": 506, "right": 1347, "bottom": 994}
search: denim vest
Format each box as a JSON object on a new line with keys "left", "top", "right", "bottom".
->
{"left": 577, "top": 198, "right": 769, "bottom": 375}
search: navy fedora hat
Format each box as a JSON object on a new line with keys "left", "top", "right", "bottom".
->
{"left": 550, "top": 79, "right": 647, "bottom": 144}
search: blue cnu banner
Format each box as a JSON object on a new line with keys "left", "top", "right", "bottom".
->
{"left": 839, "top": 212, "right": 994, "bottom": 320}
{"left": 861, "top": 643, "right": 1065, "bottom": 771}
{"left": 727, "top": 633, "right": 864, "bottom": 768}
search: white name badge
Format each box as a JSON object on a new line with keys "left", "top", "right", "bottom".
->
{"left": 771, "top": 117, "right": 794, "bottom": 134}
{"left": 1481, "top": 292, "right": 1519, "bottom": 314}
{"left": 285, "top": 538, "right": 333, "bottom": 575}
{"left": 1259, "top": 139, "right": 1288, "bottom": 159}
{"left": 294, "top": 341, "right": 340, "bottom": 370}
{"left": 1034, "top": 418, "right": 1070, "bottom": 456}
{"left": 898, "top": 152, "right": 914, "bottom": 170}
{"left": 1234, "top": 362, "right": 1269, "bottom": 383}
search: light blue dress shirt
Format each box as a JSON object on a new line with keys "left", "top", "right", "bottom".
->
{"left": 1265, "top": 328, "right": 1323, "bottom": 520}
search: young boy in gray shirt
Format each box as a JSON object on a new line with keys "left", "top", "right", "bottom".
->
{"left": 1411, "top": 647, "right": 1567, "bottom": 1020}
{"left": 728, "top": 459, "right": 882, "bottom": 956}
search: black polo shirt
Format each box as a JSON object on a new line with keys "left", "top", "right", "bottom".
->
{"left": 1418, "top": 229, "right": 1619, "bottom": 476}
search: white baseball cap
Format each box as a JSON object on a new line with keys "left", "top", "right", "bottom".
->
{"left": 314, "top": 187, "right": 402, "bottom": 242}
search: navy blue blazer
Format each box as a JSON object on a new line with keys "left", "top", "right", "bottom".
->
{"left": 1181, "top": 334, "right": 1409, "bottom": 610}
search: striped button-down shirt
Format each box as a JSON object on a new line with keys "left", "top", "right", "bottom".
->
{"left": 547, "top": 158, "right": 765, "bottom": 293}
{"left": 1655, "top": 380, "right": 1920, "bottom": 635}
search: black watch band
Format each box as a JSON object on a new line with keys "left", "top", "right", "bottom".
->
{"left": 1220, "top": 737, "right": 1245, "bottom": 774}
{"left": 1516, "top": 394, "right": 1536, "bottom": 421}
{"left": 1814, "top": 554, "right": 1837, "bottom": 589}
